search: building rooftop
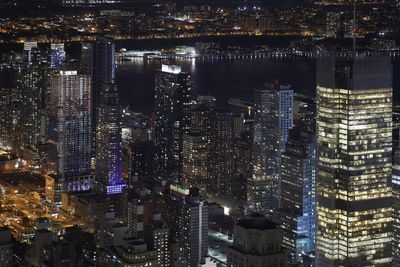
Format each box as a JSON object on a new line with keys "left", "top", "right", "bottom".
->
{"left": 236, "top": 214, "right": 278, "bottom": 231}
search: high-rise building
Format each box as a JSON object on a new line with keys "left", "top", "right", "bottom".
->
{"left": 80, "top": 42, "right": 93, "bottom": 75}
{"left": 226, "top": 214, "right": 289, "bottom": 267}
{"left": 182, "top": 131, "right": 208, "bottom": 193}
{"left": 180, "top": 192, "right": 208, "bottom": 267}
{"left": 246, "top": 177, "right": 271, "bottom": 217}
{"left": 121, "top": 185, "right": 170, "bottom": 267}
{"left": 154, "top": 64, "right": 191, "bottom": 182}
{"left": 123, "top": 187, "right": 152, "bottom": 240}
{"left": 94, "top": 36, "right": 115, "bottom": 104}
{"left": 392, "top": 149, "right": 400, "bottom": 266}
{"left": 141, "top": 212, "right": 171, "bottom": 267}
{"left": 209, "top": 110, "right": 234, "bottom": 197}
{"left": 280, "top": 123, "right": 316, "bottom": 262}
{"left": 92, "top": 37, "right": 125, "bottom": 194}
{"left": 23, "top": 41, "right": 39, "bottom": 66}
{"left": 49, "top": 70, "right": 92, "bottom": 205}
{"left": 231, "top": 111, "right": 254, "bottom": 201}
{"left": 316, "top": 56, "right": 393, "bottom": 266}
{"left": 93, "top": 37, "right": 115, "bottom": 154}
{"left": 190, "top": 95, "right": 216, "bottom": 135}
{"left": 50, "top": 43, "right": 65, "bottom": 70}
{"left": 96, "top": 83, "right": 125, "bottom": 195}
{"left": 126, "top": 196, "right": 145, "bottom": 239}
{"left": 228, "top": 100, "right": 255, "bottom": 203}
{"left": 129, "top": 141, "right": 157, "bottom": 180}
{"left": 18, "top": 42, "right": 49, "bottom": 154}
{"left": 325, "top": 12, "right": 341, "bottom": 38}
{"left": 0, "top": 86, "right": 20, "bottom": 150}
{"left": 92, "top": 37, "right": 125, "bottom": 195}
{"left": 162, "top": 185, "right": 208, "bottom": 267}
{"left": 251, "top": 80, "right": 293, "bottom": 213}
{"left": 95, "top": 206, "right": 129, "bottom": 249}
{"left": 63, "top": 226, "right": 96, "bottom": 267}
{"left": 188, "top": 95, "right": 216, "bottom": 194}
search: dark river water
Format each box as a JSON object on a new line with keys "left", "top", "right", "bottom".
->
{"left": 116, "top": 57, "right": 316, "bottom": 112}
{"left": 1, "top": 36, "right": 399, "bottom": 112}
{"left": 113, "top": 35, "right": 316, "bottom": 112}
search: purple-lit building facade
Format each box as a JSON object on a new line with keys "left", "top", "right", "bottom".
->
{"left": 96, "top": 83, "right": 125, "bottom": 194}
{"left": 93, "top": 36, "right": 125, "bottom": 194}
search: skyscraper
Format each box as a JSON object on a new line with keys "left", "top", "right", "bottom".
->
{"left": 232, "top": 120, "right": 253, "bottom": 201}
{"left": 251, "top": 80, "right": 293, "bottom": 213}
{"left": 18, "top": 42, "right": 48, "bottom": 155}
{"left": 80, "top": 42, "right": 93, "bottom": 75}
{"left": 188, "top": 95, "right": 216, "bottom": 194}
{"left": 128, "top": 141, "right": 157, "bottom": 180}
{"left": 163, "top": 185, "right": 208, "bottom": 267}
{"left": 182, "top": 130, "right": 208, "bottom": 193}
{"left": 280, "top": 123, "right": 316, "bottom": 262}
{"left": 121, "top": 185, "right": 171, "bottom": 267}
{"left": 392, "top": 149, "right": 400, "bottom": 266}
{"left": 180, "top": 193, "right": 208, "bottom": 267}
{"left": 154, "top": 64, "right": 191, "bottom": 182}
{"left": 230, "top": 106, "right": 255, "bottom": 202}
{"left": 23, "top": 41, "right": 39, "bottom": 66}
{"left": 96, "top": 83, "right": 125, "bottom": 195}
{"left": 325, "top": 12, "right": 341, "bottom": 38}
{"left": 92, "top": 36, "right": 125, "bottom": 195}
{"left": 316, "top": 56, "right": 393, "bottom": 266}
{"left": 246, "top": 174, "right": 272, "bottom": 215}
{"left": 190, "top": 95, "right": 216, "bottom": 134}
{"left": 49, "top": 70, "right": 92, "bottom": 206}
{"left": 209, "top": 110, "right": 234, "bottom": 197}
{"left": 93, "top": 37, "right": 115, "bottom": 154}
{"left": 145, "top": 210, "right": 171, "bottom": 267}
{"left": 0, "top": 86, "right": 20, "bottom": 150}
{"left": 50, "top": 43, "right": 66, "bottom": 70}
{"left": 94, "top": 36, "right": 115, "bottom": 102}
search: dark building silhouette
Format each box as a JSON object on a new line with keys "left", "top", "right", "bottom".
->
{"left": 154, "top": 64, "right": 191, "bottom": 182}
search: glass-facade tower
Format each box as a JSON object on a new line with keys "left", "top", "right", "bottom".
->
{"left": 96, "top": 83, "right": 125, "bottom": 195}
{"left": 18, "top": 42, "right": 48, "bottom": 154}
{"left": 49, "top": 70, "right": 92, "bottom": 206}
{"left": 392, "top": 150, "right": 400, "bottom": 266}
{"left": 280, "top": 124, "right": 316, "bottom": 262}
{"left": 250, "top": 80, "right": 293, "bottom": 213}
{"left": 50, "top": 43, "right": 66, "bottom": 70}
{"left": 316, "top": 56, "right": 393, "bottom": 266}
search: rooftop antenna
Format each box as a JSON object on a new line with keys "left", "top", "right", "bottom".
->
{"left": 352, "top": 0, "right": 356, "bottom": 60}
